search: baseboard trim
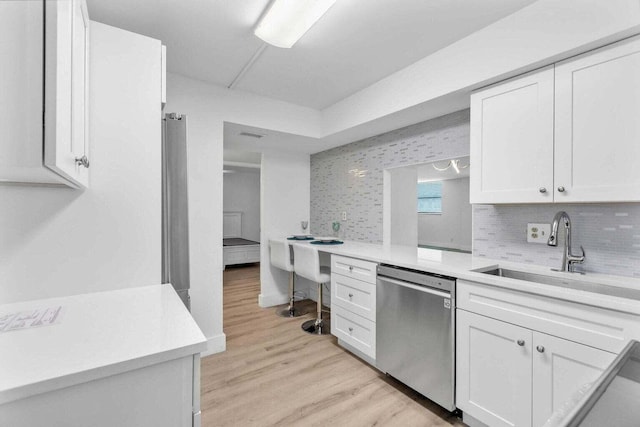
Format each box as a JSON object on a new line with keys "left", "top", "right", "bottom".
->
{"left": 462, "top": 412, "right": 489, "bottom": 427}
{"left": 201, "top": 333, "right": 226, "bottom": 357}
{"left": 337, "top": 339, "right": 377, "bottom": 369}
{"left": 258, "top": 292, "right": 288, "bottom": 308}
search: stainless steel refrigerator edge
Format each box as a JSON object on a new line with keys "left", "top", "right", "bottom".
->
{"left": 162, "top": 113, "right": 191, "bottom": 309}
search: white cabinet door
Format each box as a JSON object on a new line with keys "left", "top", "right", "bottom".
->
{"left": 0, "top": 1, "right": 44, "bottom": 181}
{"left": 532, "top": 332, "right": 616, "bottom": 427}
{"left": 555, "top": 35, "right": 640, "bottom": 202}
{"left": 457, "top": 310, "right": 533, "bottom": 427}
{"left": 470, "top": 66, "right": 555, "bottom": 204}
{"left": 44, "top": 0, "right": 89, "bottom": 188}
{"left": 331, "top": 273, "right": 376, "bottom": 321}
{"left": 331, "top": 304, "right": 376, "bottom": 359}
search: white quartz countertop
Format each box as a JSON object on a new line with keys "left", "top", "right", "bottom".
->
{"left": 287, "top": 238, "right": 640, "bottom": 315}
{"left": 289, "top": 238, "right": 496, "bottom": 276}
{"left": 0, "top": 284, "right": 207, "bottom": 405}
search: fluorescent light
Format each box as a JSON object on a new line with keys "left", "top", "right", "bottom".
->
{"left": 254, "top": 0, "right": 337, "bottom": 48}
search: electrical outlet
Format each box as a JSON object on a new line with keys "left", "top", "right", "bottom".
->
{"left": 342, "top": 211, "right": 347, "bottom": 221}
{"left": 527, "top": 223, "right": 551, "bottom": 244}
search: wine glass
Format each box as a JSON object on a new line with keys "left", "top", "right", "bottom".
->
{"left": 301, "top": 221, "right": 308, "bottom": 235}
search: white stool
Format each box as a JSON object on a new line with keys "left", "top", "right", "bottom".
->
{"left": 269, "top": 239, "right": 306, "bottom": 317}
{"left": 292, "top": 244, "right": 330, "bottom": 335}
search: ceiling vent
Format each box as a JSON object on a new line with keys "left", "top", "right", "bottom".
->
{"left": 239, "top": 132, "right": 265, "bottom": 139}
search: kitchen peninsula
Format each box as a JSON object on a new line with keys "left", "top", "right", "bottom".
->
{"left": 0, "top": 285, "right": 206, "bottom": 427}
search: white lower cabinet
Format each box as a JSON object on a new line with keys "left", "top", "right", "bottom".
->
{"left": 0, "top": 355, "right": 200, "bottom": 427}
{"left": 531, "top": 333, "right": 616, "bottom": 427}
{"left": 457, "top": 309, "right": 615, "bottom": 427}
{"left": 332, "top": 304, "right": 376, "bottom": 358}
{"left": 330, "top": 255, "right": 377, "bottom": 362}
{"left": 457, "top": 310, "right": 532, "bottom": 427}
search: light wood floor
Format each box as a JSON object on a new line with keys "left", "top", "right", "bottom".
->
{"left": 201, "top": 264, "right": 465, "bottom": 427}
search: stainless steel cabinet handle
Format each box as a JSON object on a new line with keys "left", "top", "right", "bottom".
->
{"left": 557, "top": 186, "right": 565, "bottom": 193}
{"left": 517, "top": 339, "right": 525, "bottom": 346}
{"left": 536, "top": 345, "right": 545, "bottom": 353}
{"left": 75, "top": 155, "right": 90, "bottom": 168}
{"left": 539, "top": 187, "right": 547, "bottom": 193}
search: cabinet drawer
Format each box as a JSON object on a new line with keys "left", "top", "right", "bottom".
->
{"left": 331, "top": 273, "right": 375, "bottom": 321}
{"left": 457, "top": 280, "right": 640, "bottom": 354}
{"left": 331, "top": 305, "right": 376, "bottom": 359}
{"left": 331, "top": 255, "right": 377, "bottom": 284}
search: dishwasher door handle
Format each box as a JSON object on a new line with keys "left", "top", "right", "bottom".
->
{"left": 378, "top": 276, "right": 450, "bottom": 298}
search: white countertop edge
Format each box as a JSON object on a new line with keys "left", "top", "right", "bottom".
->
{"left": 283, "top": 238, "right": 640, "bottom": 316}
{"left": 0, "top": 337, "right": 207, "bottom": 406}
{"left": 457, "top": 268, "right": 640, "bottom": 316}
{"left": 0, "top": 284, "right": 208, "bottom": 405}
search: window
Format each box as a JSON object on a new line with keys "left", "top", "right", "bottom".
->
{"left": 417, "top": 182, "right": 442, "bottom": 214}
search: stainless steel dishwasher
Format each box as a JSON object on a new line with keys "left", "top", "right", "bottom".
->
{"left": 376, "top": 264, "right": 456, "bottom": 411}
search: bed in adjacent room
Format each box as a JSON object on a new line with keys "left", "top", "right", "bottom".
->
{"left": 223, "top": 212, "right": 260, "bottom": 269}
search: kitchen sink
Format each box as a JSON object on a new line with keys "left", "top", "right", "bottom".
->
{"left": 480, "top": 267, "right": 640, "bottom": 301}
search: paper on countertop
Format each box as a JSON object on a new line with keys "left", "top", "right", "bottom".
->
{"left": 0, "top": 306, "right": 64, "bottom": 333}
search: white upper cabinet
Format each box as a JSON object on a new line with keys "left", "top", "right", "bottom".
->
{"left": 0, "top": 0, "right": 89, "bottom": 188}
{"left": 555, "top": 35, "right": 640, "bottom": 202}
{"left": 44, "top": 0, "right": 90, "bottom": 188}
{"left": 471, "top": 35, "right": 640, "bottom": 204}
{"left": 470, "top": 66, "right": 555, "bottom": 204}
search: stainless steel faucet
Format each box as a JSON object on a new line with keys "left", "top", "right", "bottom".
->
{"left": 547, "top": 211, "right": 585, "bottom": 272}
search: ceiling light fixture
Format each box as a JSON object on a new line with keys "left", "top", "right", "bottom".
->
{"left": 432, "top": 159, "right": 469, "bottom": 174}
{"left": 254, "top": 0, "right": 337, "bottom": 48}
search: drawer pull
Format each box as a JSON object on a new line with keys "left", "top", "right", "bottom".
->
{"left": 348, "top": 327, "right": 353, "bottom": 333}
{"left": 536, "top": 345, "right": 545, "bottom": 353}
{"left": 348, "top": 293, "right": 353, "bottom": 298}
{"left": 349, "top": 266, "right": 353, "bottom": 272}
{"left": 517, "top": 339, "right": 525, "bottom": 347}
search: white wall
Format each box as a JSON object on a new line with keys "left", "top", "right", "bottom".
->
{"left": 384, "top": 167, "right": 418, "bottom": 247}
{"left": 223, "top": 170, "right": 260, "bottom": 242}
{"left": 259, "top": 151, "right": 312, "bottom": 307}
{"left": 165, "top": 74, "right": 320, "bottom": 355}
{"left": 418, "top": 178, "right": 472, "bottom": 252}
{"left": 0, "top": 22, "right": 161, "bottom": 303}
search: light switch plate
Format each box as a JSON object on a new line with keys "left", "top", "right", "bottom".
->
{"left": 527, "top": 223, "right": 550, "bottom": 243}
{"left": 342, "top": 211, "right": 347, "bottom": 221}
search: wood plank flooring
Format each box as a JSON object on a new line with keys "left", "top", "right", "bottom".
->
{"left": 201, "top": 264, "right": 465, "bottom": 427}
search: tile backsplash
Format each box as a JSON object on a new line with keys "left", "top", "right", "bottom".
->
{"left": 311, "top": 109, "right": 640, "bottom": 278}
{"left": 473, "top": 203, "right": 640, "bottom": 278}
{"left": 310, "top": 109, "right": 470, "bottom": 242}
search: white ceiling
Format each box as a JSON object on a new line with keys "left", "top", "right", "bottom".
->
{"left": 86, "top": 0, "right": 536, "bottom": 109}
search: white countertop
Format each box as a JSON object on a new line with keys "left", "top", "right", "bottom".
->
{"left": 0, "top": 284, "right": 207, "bottom": 405}
{"left": 288, "top": 238, "right": 640, "bottom": 315}
{"left": 289, "top": 238, "right": 496, "bottom": 276}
